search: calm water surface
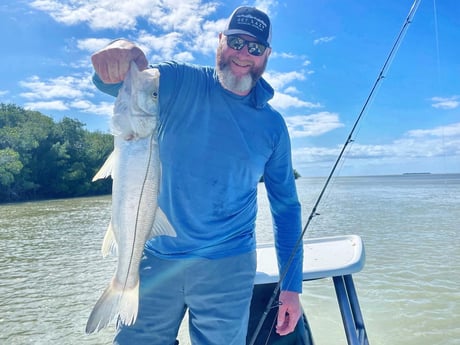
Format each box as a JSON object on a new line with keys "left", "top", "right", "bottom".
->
{"left": 1, "top": 174, "right": 459, "bottom": 345}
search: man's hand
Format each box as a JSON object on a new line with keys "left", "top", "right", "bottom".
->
{"left": 91, "top": 39, "right": 149, "bottom": 84}
{"left": 276, "top": 290, "right": 302, "bottom": 336}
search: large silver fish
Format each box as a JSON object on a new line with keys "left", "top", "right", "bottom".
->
{"left": 86, "top": 62, "right": 176, "bottom": 334}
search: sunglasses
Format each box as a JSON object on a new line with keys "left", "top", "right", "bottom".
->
{"left": 226, "top": 35, "right": 268, "bottom": 56}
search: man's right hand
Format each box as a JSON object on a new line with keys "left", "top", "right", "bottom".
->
{"left": 91, "top": 39, "right": 149, "bottom": 84}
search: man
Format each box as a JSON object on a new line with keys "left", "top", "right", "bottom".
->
{"left": 91, "top": 6, "right": 304, "bottom": 345}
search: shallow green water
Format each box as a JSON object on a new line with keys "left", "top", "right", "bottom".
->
{"left": 1, "top": 174, "right": 459, "bottom": 344}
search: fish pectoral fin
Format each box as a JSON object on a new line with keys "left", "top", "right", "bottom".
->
{"left": 151, "top": 207, "right": 177, "bottom": 238}
{"left": 101, "top": 222, "right": 118, "bottom": 257}
{"left": 92, "top": 151, "right": 115, "bottom": 181}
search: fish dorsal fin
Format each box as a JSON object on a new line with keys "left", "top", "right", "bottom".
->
{"left": 92, "top": 151, "right": 115, "bottom": 181}
{"left": 151, "top": 207, "right": 177, "bottom": 238}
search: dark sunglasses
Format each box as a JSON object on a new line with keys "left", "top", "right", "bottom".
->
{"left": 226, "top": 35, "right": 268, "bottom": 56}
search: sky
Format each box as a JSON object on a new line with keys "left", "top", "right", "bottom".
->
{"left": 1, "top": 0, "right": 459, "bottom": 177}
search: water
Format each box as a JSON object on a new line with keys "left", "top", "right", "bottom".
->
{"left": 0, "top": 174, "right": 459, "bottom": 345}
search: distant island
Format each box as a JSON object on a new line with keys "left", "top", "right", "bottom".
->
{"left": 402, "top": 172, "right": 432, "bottom": 175}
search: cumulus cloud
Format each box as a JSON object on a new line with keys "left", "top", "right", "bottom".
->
{"left": 253, "top": 0, "right": 278, "bottom": 15}
{"left": 271, "top": 93, "right": 321, "bottom": 110}
{"left": 70, "top": 100, "right": 113, "bottom": 116}
{"left": 265, "top": 70, "right": 306, "bottom": 90}
{"left": 17, "top": 72, "right": 114, "bottom": 116}
{"left": 29, "top": 0, "right": 218, "bottom": 32}
{"left": 293, "top": 122, "right": 460, "bottom": 166}
{"left": 263, "top": 70, "right": 320, "bottom": 111}
{"left": 137, "top": 31, "right": 184, "bottom": 60}
{"left": 19, "top": 74, "right": 94, "bottom": 100}
{"left": 77, "top": 38, "right": 113, "bottom": 52}
{"left": 285, "top": 112, "right": 344, "bottom": 138}
{"left": 24, "top": 100, "right": 69, "bottom": 111}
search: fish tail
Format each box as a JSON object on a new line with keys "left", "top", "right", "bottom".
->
{"left": 85, "top": 282, "right": 121, "bottom": 334}
{"left": 118, "top": 280, "right": 140, "bottom": 327}
{"left": 85, "top": 280, "right": 140, "bottom": 334}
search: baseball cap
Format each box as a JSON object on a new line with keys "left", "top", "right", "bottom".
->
{"left": 223, "top": 6, "right": 272, "bottom": 47}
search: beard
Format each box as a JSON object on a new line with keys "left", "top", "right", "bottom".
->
{"left": 216, "top": 42, "right": 268, "bottom": 94}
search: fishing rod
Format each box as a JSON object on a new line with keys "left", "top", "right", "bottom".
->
{"left": 248, "top": 0, "right": 422, "bottom": 344}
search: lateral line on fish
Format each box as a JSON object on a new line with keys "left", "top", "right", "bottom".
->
{"left": 120, "top": 132, "right": 155, "bottom": 296}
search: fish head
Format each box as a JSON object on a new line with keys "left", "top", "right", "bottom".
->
{"left": 111, "top": 64, "right": 161, "bottom": 140}
{"left": 127, "top": 68, "right": 160, "bottom": 138}
{"left": 135, "top": 68, "right": 160, "bottom": 116}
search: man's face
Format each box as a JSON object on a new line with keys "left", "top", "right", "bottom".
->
{"left": 216, "top": 34, "right": 270, "bottom": 95}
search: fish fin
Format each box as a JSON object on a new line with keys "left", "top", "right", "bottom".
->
{"left": 118, "top": 280, "right": 140, "bottom": 327}
{"left": 151, "top": 207, "right": 177, "bottom": 238}
{"left": 85, "top": 282, "right": 121, "bottom": 334}
{"left": 92, "top": 152, "right": 115, "bottom": 181}
{"left": 101, "top": 222, "right": 118, "bottom": 258}
{"left": 86, "top": 280, "right": 140, "bottom": 334}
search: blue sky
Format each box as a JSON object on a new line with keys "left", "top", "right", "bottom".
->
{"left": 1, "top": 0, "right": 459, "bottom": 176}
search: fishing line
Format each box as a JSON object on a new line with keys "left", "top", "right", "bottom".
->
{"left": 431, "top": 0, "right": 448, "bottom": 174}
{"left": 248, "top": 1, "right": 422, "bottom": 344}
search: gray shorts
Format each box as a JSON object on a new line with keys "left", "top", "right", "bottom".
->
{"left": 114, "top": 250, "right": 257, "bottom": 345}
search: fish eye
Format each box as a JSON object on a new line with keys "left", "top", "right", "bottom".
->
{"left": 152, "top": 91, "right": 158, "bottom": 98}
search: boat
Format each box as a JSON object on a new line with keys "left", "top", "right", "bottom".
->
{"left": 247, "top": 234, "right": 369, "bottom": 345}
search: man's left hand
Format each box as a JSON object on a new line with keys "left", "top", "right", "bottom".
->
{"left": 276, "top": 290, "right": 302, "bottom": 335}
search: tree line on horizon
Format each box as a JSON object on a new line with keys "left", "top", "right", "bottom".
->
{"left": 0, "top": 103, "right": 301, "bottom": 204}
{"left": 0, "top": 103, "right": 113, "bottom": 203}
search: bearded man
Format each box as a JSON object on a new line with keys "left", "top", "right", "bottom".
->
{"left": 90, "top": 6, "right": 303, "bottom": 345}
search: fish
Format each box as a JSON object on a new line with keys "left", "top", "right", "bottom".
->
{"left": 86, "top": 62, "right": 176, "bottom": 334}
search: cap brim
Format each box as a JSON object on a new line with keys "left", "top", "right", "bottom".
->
{"left": 223, "top": 29, "right": 269, "bottom": 46}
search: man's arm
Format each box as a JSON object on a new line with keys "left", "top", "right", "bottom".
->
{"left": 263, "top": 116, "right": 304, "bottom": 335}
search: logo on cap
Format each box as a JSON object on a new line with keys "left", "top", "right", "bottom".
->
{"left": 224, "top": 7, "right": 272, "bottom": 47}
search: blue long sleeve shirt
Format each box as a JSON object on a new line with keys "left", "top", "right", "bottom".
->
{"left": 93, "top": 61, "right": 303, "bottom": 292}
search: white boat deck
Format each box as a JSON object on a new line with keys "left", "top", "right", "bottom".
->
{"left": 254, "top": 234, "right": 369, "bottom": 345}
{"left": 255, "top": 234, "right": 365, "bottom": 284}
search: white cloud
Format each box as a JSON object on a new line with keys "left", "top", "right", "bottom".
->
{"left": 192, "top": 18, "right": 226, "bottom": 55}
{"left": 19, "top": 74, "right": 94, "bottom": 100}
{"left": 137, "top": 31, "right": 184, "bottom": 60}
{"left": 293, "top": 122, "right": 460, "bottom": 168}
{"left": 272, "top": 52, "right": 297, "bottom": 59}
{"left": 406, "top": 122, "right": 460, "bottom": 138}
{"left": 77, "top": 38, "right": 113, "bottom": 52}
{"left": 29, "top": 0, "right": 219, "bottom": 33}
{"left": 271, "top": 92, "right": 321, "bottom": 110}
{"left": 253, "top": 0, "right": 278, "bottom": 15}
{"left": 431, "top": 96, "right": 459, "bottom": 110}
{"left": 284, "top": 86, "right": 300, "bottom": 95}
{"left": 17, "top": 72, "right": 114, "bottom": 118}
{"left": 313, "top": 36, "right": 335, "bottom": 45}
{"left": 263, "top": 70, "right": 320, "bottom": 110}
{"left": 24, "top": 100, "right": 69, "bottom": 111}
{"left": 285, "top": 112, "right": 344, "bottom": 138}
{"left": 70, "top": 100, "right": 113, "bottom": 116}
{"left": 265, "top": 70, "right": 306, "bottom": 90}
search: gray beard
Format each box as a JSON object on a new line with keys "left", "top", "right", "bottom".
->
{"left": 216, "top": 64, "right": 254, "bottom": 94}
